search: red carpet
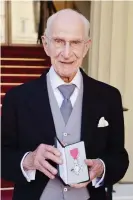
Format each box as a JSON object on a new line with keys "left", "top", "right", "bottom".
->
{"left": 1, "top": 190, "right": 14, "bottom": 200}
{"left": 1, "top": 45, "right": 50, "bottom": 105}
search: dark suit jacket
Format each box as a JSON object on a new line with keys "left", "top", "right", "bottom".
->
{"left": 1, "top": 69, "right": 129, "bottom": 200}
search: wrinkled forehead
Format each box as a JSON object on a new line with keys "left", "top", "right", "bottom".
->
{"left": 50, "top": 14, "right": 85, "bottom": 40}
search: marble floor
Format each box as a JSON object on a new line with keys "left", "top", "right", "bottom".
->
{"left": 113, "top": 184, "right": 133, "bottom": 200}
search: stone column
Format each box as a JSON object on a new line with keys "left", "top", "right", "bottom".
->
{"left": 89, "top": 1, "right": 133, "bottom": 182}
{"left": 109, "top": 1, "right": 128, "bottom": 96}
{"left": 123, "top": 1, "right": 133, "bottom": 182}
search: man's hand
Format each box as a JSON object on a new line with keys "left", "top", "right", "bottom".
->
{"left": 85, "top": 159, "right": 104, "bottom": 181}
{"left": 23, "top": 144, "right": 62, "bottom": 179}
{"left": 70, "top": 159, "right": 104, "bottom": 189}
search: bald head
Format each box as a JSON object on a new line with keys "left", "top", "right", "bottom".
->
{"left": 45, "top": 9, "right": 90, "bottom": 39}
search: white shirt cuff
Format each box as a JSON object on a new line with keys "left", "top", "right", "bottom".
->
{"left": 20, "top": 152, "right": 36, "bottom": 182}
{"left": 92, "top": 159, "right": 105, "bottom": 188}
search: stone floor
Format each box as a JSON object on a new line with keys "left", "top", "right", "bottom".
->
{"left": 113, "top": 184, "right": 133, "bottom": 200}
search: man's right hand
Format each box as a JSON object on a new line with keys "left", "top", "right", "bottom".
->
{"left": 22, "top": 144, "right": 62, "bottom": 179}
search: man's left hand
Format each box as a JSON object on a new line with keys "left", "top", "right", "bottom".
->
{"left": 70, "top": 159, "right": 104, "bottom": 189}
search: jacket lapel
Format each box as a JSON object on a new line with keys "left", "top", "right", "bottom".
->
{"left": 27, "top": 70, "right": 56, "bottom": 144}
{"left": 81, "top": 70, "right": 98, "bottom": 147}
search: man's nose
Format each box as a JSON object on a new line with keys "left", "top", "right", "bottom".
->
{"left": 62, "top": 42, "right": 72, "bottom": 58}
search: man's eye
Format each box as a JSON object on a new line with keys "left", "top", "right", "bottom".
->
{"left": 54, "top": 39, "right": 64, "bottom": 43}
{"left": 72, "top": 40, "right": 81, "bottom": 45}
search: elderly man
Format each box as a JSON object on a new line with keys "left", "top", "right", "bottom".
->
{"left": 1, "top": 9, "right": 129, "bottom": 200}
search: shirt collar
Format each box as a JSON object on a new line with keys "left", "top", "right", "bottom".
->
{"left": 48, "top": 66, "right": 81, "bottom": 90}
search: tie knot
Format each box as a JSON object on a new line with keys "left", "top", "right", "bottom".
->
{"left": 58, "top": 84, "right": 76, "bottom": 100}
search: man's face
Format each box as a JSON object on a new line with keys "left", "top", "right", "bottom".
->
{"left": 42, "top": 13, "right": 90, "bottom": 79}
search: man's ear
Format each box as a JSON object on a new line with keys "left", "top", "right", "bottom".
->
{"left": 83, "top": 39, "right": 91, "bottom": 58}
{"left": 41, "top": 35, "right": 49, "bottom": 56}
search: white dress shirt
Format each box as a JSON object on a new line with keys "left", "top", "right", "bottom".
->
{"left": 21, "top": 66, "right": 105, "bottom": 188}
{"left": 49, "top": 66, "right": 81, "bottom": 108}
